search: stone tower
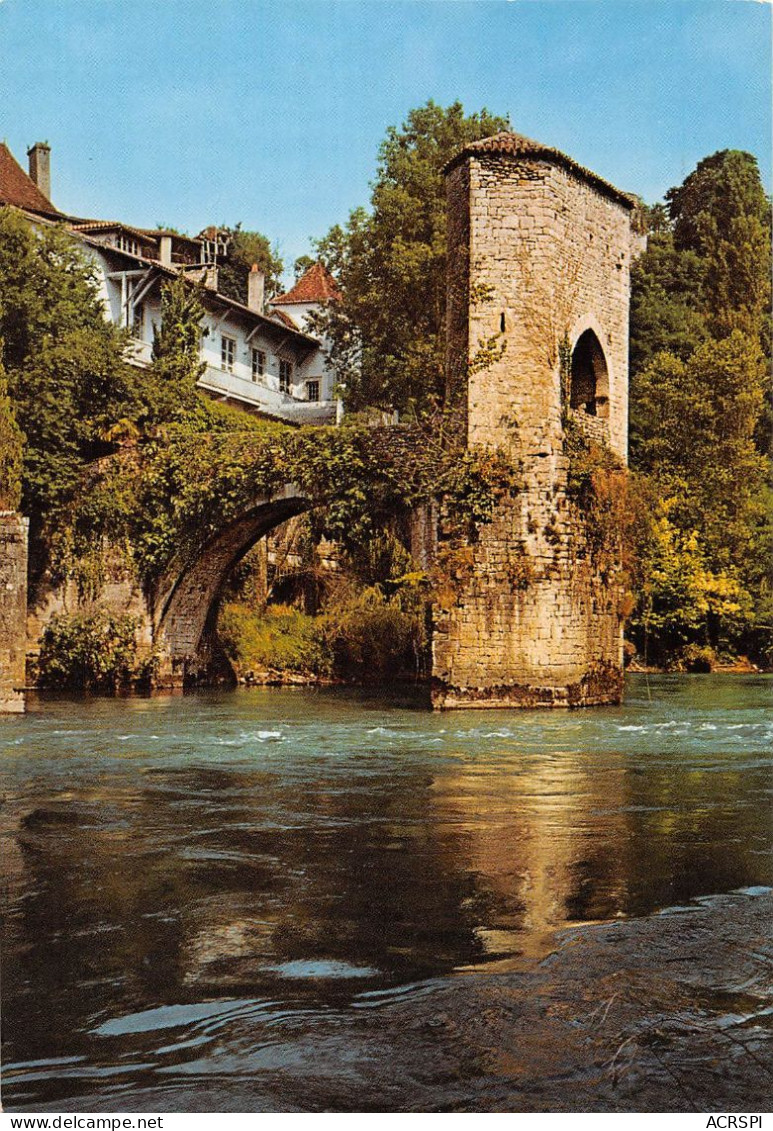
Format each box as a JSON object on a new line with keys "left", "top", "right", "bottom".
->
{"left": 433, "top": 132, "right": 637, "bottom": 709}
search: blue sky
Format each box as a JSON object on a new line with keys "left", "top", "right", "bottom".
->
{"left": 1, "top": 0, "right": 770, "bottom": 279}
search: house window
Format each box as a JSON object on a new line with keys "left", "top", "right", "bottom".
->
{"left": 221, "top": 335, "right": 236, "bottom": 373}
{"left": 131, "top": 303, "right": 144, "bottom": 339}
{"left": 279, "top": 359, "right": 293, "bottom": 394}
{"left": 306, "top": 380, "right": 320, "bottom": 403}
{"left": 251, "top": 348, "right": 266, "bottom": 381}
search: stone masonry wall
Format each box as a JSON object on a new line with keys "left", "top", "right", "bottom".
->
{"left": 444, "top": 161, "right": 471, "bottom": 427}
{"left": 0, "top": 512, "right": 29, "bottom": 712}
{"left": 462, "top": 154, "right": 632, "bottom": 461}
{"left": 433, "top": 150, "right": 634, "bottom": 708}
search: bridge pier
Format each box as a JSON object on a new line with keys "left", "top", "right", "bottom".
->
{"left": 433, "top": 133, "right": 636, "bottom": 708}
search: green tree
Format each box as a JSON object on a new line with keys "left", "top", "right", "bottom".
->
{"left": 0, "top": 208, "right": 139, "bottom": 581}
{"left": 628, "top": 150, "right": 772, "bottom": 664}
{"left": 629, "top": 228, "right": 708, "bottom": 374}
{"left": 631, "top": 150, "right": 771, "bottom": 407}
{"left": 631, "top": 333, "right": 767, "bottom": 566}
{"left": 666, "top": 149, "right": 771, "bottom": 344}
{"left": 629, "top": 333, "right": 769, "bottom": 660}
{"left": 0, "top": 355, "right": 23, "bottom": 510}
{"left": 633, "top": 498, "right": 748, "bottom": 664}
{"left": 216, "top": 224, "right": 284, "bottom": 305}
{"left": 314, "top": 100, "right": 509, "bottom": 416}
{"left": 293, "top": 254, "right": 316, "bottom": 280}
{"left": 144, "top": 274, "right": 208, "bottom": 425}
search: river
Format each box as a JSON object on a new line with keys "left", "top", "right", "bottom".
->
{"left": 1, "top": 674, "right": 771, "bottom": 1112}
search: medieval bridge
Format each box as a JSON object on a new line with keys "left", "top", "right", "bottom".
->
{"left": 2, "top": 131, "right": 638, "bottom": 712}
{"left": 154, "top": 483, "right": 312, "bottom": 684}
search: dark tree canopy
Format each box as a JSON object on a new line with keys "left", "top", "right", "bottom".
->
{"left": 629, "top": 230, "right": 708, "bottom": 374}
{"left": 666, "top": 149, "right": 771, "bottom": 342}
{"left": 216, "top": 224, "right": 284, "bottom": 306}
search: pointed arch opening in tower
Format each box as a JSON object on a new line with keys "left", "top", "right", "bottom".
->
{"left": 570, "top": 329, "right": 610, "bottom": 419}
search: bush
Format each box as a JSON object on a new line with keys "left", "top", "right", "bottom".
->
{"left": 218, "top": 582, "right": 428, "bottom": 683}
{"left": 679, "top": 643, "right": 717, "bottom": 673}
{"left": 37, "top": 608, "right": 140, "bottom": 691}
{"left": 218, "top": 602, "right": 331, "bottom": 677}
{"left": 320, "top": 586, "right": 424, "bottom": 679}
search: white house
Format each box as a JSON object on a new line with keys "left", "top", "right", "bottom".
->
{"left": 272, "top": 262, "right": 343, "bottom": 420}
{"left": 0, "top": 141, "right": 341, "bottom": 425}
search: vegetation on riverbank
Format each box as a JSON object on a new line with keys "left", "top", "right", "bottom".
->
{"left": 626, "top": 150, "right": 771, "bottom": 669}
{"left": 219, "top": 587, "right": 427, "bottom": 684}
{"left": 36, "top": 609, "right": 152, "bottom": 693}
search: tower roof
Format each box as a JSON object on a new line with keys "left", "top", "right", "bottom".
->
{"left": 444, "top": 131, "right": 636, "bottom": 209}
{"left": 273, "top": 262, "right": 341, "bottom": 305}
{"left": 0, "top": 143, "right": 60, "bottom": 217}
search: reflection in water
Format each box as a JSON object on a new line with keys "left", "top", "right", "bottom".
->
{"left": 1, "top": 675, "right": 771, "bottom": 1108}
{"left": 430, "top": 752, "right": 631, "bottom": 959}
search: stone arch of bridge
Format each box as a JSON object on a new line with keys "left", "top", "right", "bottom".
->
{"left": 154, "top": 484, "right": 312, "bottom": 685}
{"left": 568, "top": 321, "right": 611, "bottom": 420}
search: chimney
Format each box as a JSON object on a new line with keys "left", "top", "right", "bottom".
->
{"left": 247, "top": 263, "right": 265, "bottom": 313}
{"left": 159, "top": 234, "right": 173, "bottom": 267}
{"left": 203, "top": 264, "right": 218, "bottom": 291}
{"left": 27, "top": 142, "right": 51, "bottom": 201}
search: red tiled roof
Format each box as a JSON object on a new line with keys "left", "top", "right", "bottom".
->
{"left": 271, "top": 308, "right": 300, "bottom": 330}
{"left": 70, "top": 219, "right": 156, "bottom": 241}
{"left": 0, "top": 143, "right": 60, "bottom": 216}
{"left": 273, "top": 262, "right": 340, "bottom": 304}
{"left": 444, "top": 132, "right": 636, "bottom": 209}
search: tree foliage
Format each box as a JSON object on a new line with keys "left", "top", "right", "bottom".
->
{"left": 293, "top": 254, "right": 316, "bottom": 280}
{"left": 631, "top": 332, "right": 766, "bottom": 557}
{"left": 631, "top": 499, "right": 748, "bottom": 663}
{"left": 37, "top": 608, "right": 142, "bottom": 691}
{"left": 666, "top": 150, "right": 771, "bottom": 343}
{"left": 629, "top": 229, "right": 708, "bottom": 374}
{"left": 0, "top": 207, "right": 139, "bottom": 581}
{"left": 0, "top": 354, "right": 23, "bottom": 510}
{"left": 145, "top": 274, "right": 207, "bottom": 423}
{"left": 628, "top": 150, "right": 772, "bottom": 664}
{"left": 314, "top": 100, "right": 509, "bottom": 415}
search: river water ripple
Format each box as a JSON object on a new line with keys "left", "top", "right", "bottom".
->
{"left": 1, "top": 674, "right": 771, "bottom": 1109}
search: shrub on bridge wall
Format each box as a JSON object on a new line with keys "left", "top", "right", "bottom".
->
{"left": 57, "top": 406, "right": 290, "bottom": 589}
